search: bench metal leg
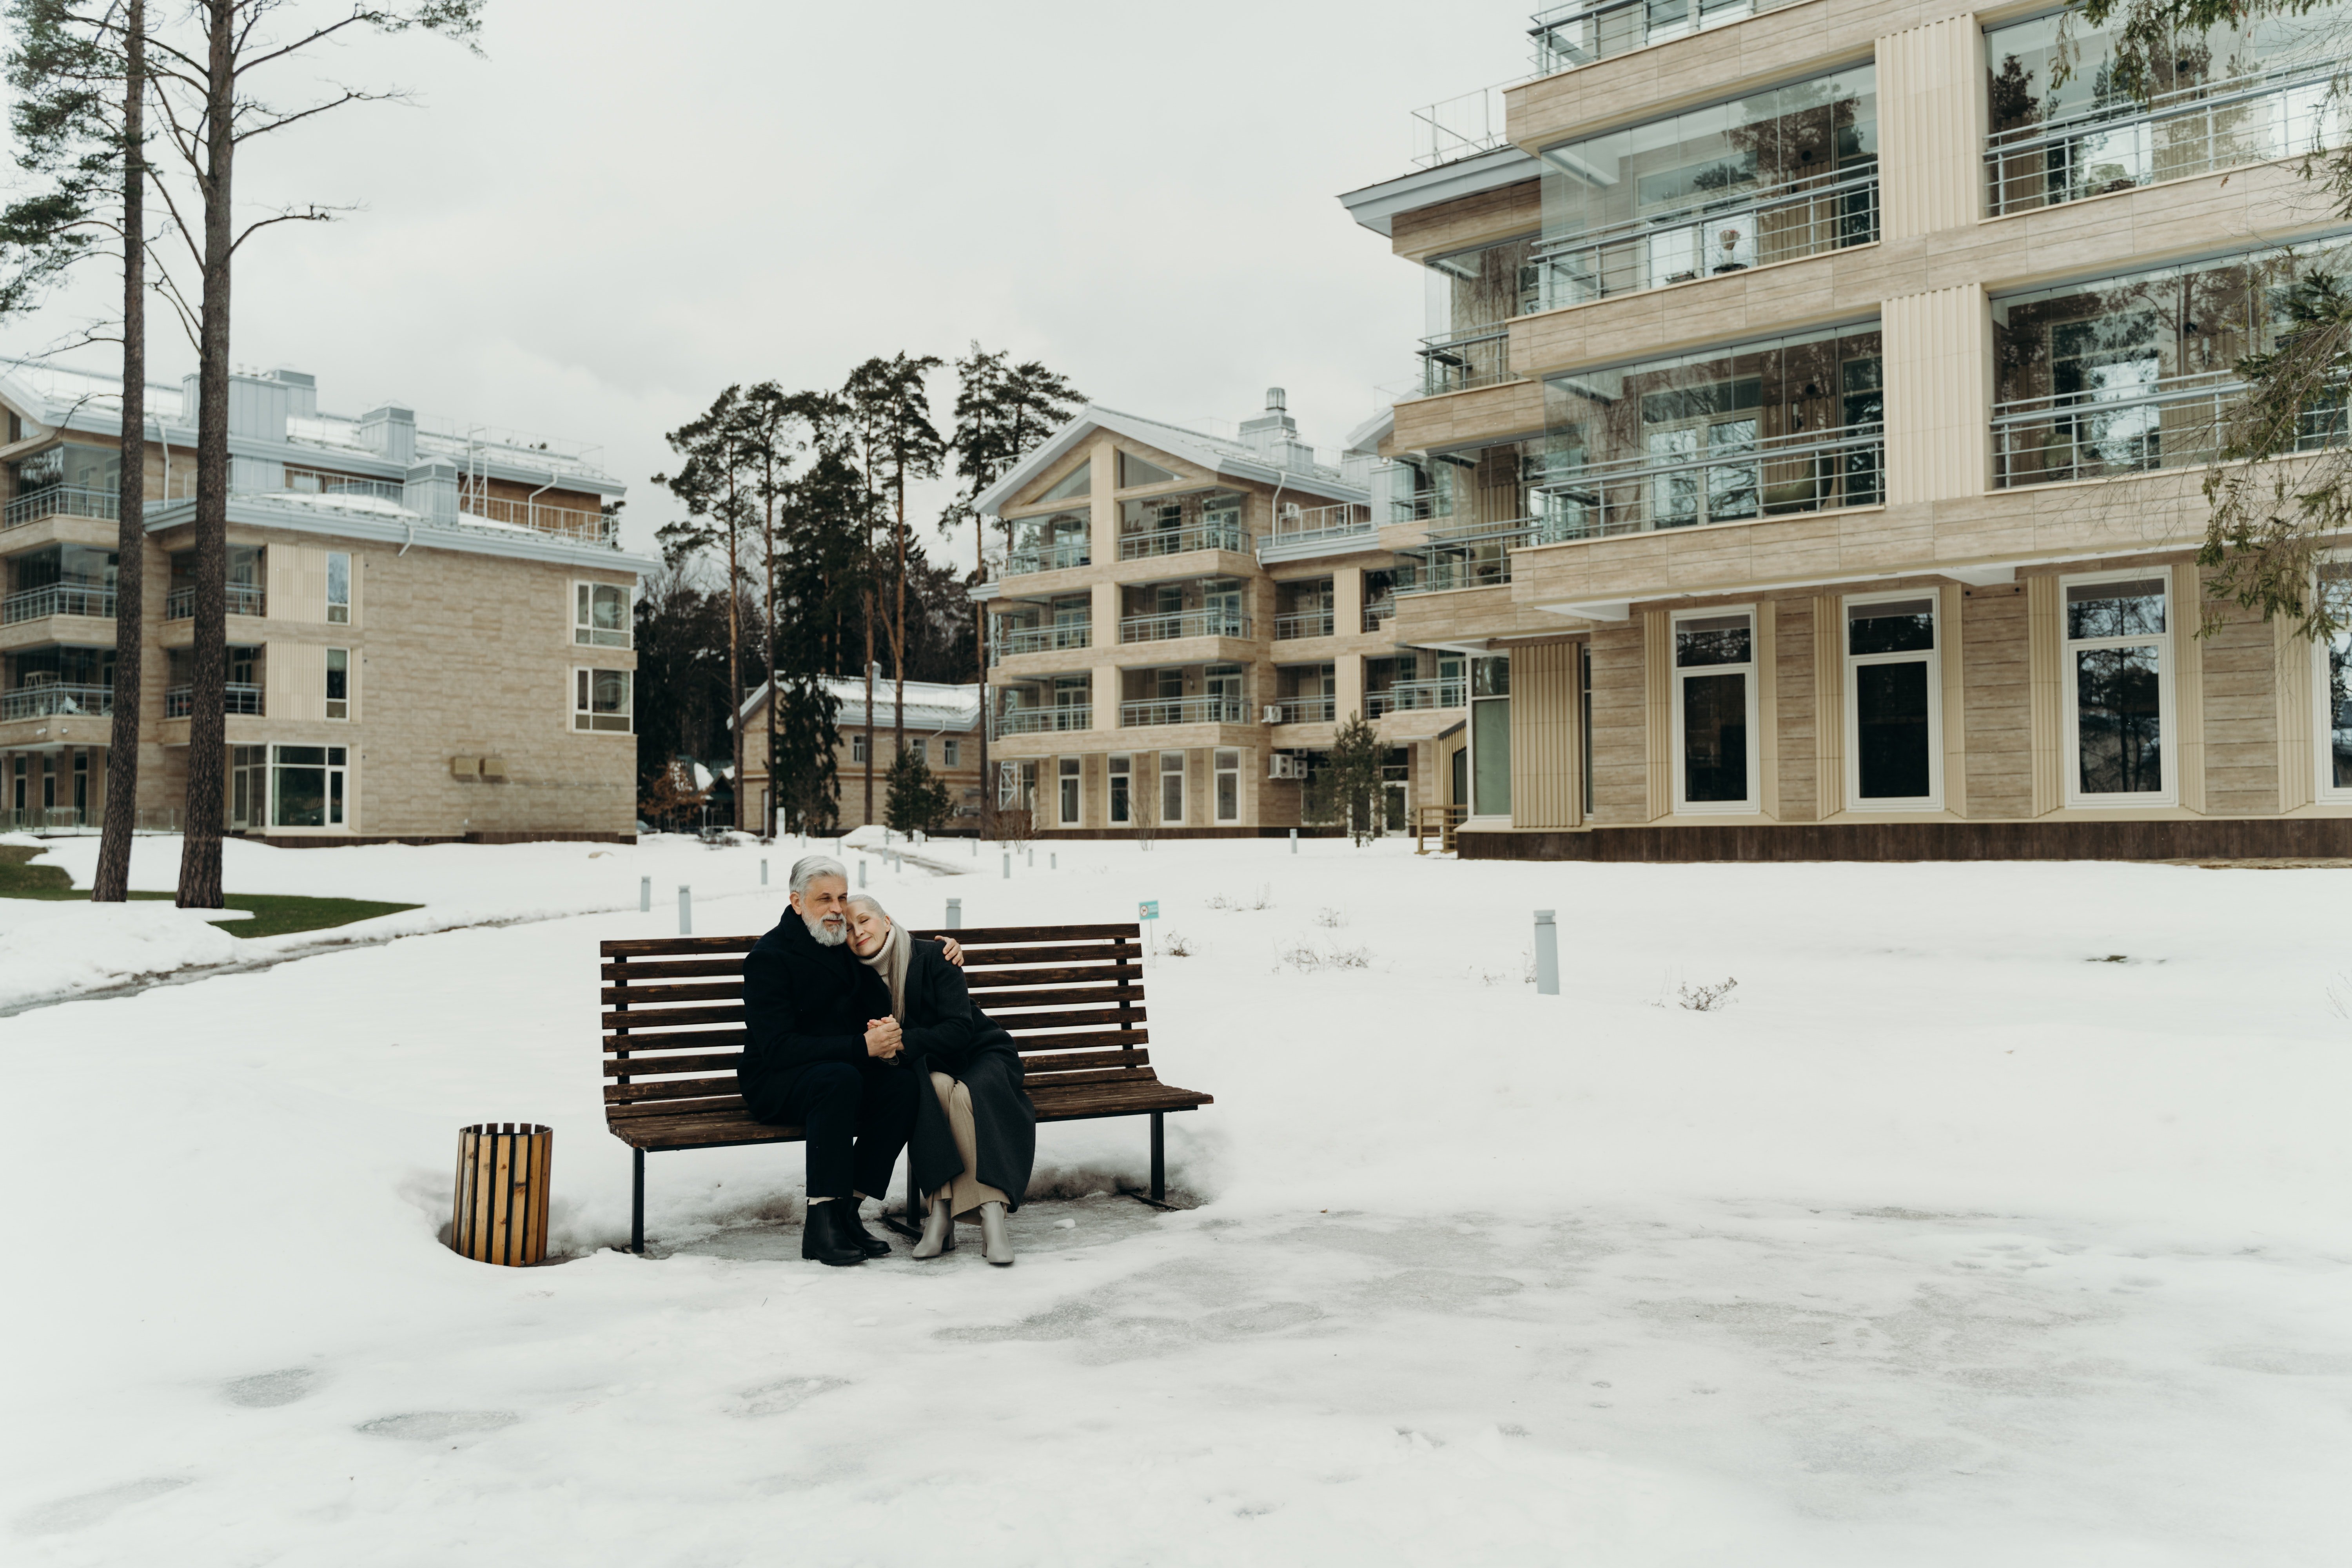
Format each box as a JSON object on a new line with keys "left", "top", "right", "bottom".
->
{"left": 631, "top": 1148, "right": 645, "bottom": 1255}
{"left": 1150, "top": 1112, "right": 1165, "bottom": 1203}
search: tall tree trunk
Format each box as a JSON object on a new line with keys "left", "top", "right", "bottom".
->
{"left": 93, "top": 0, "right": 146, "bottom": 903}
{"left": 177, "top": 0, "right": 233, "bottom": 910}
{"left": 763, "top": 489, "right": 778, "bottom": 838}
{"left": 891, "top": 468, "right": 906, "bottom": 772}
{"left": 976, "top": 495, "right": 991, "bottom": 839}
{"left": 724, "top": 459, "right": 741, "bottom": 834}
{"left": 861, "top": 590, "right": 875, "bottom": 826}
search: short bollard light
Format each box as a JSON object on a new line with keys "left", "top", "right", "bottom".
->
{"left": 1002, "top": 852, "right": 1011, "bottom": 880}
{"left": 1290, "top": 829, "right": 1298, "bottom": 854}
{"left": 946, "top": 897, "right": 962, "bottom": 929}
{"left": 760, "top": 858, "right": 768, "bottom": 886}
{"left": 639, "top": 875, "right": 650, "bottom": 912}
{"left": 451, "top": 1122, "right": 551, "bottom": 1267}
{"left": 1027, "top": 849, "right": 1034, "bottom": 867}
{"left": 678, "top": 885, "right": 692, "bottom": 936}
{"left": 858, "top": 859, "right": 867, "bottom": 889}
{"left": 1534, "top": 909, "right": 1559, "bottom": 995}
{"left": 1050, "top": 853, "right": 1058, "bottom": 871}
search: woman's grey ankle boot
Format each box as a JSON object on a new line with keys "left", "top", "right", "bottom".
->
{"left": 979, "top": 1201, "right": 1013, "bottom": 1266}
{"left": 913, "top": 1191, "right": 955, "bottom": 1259}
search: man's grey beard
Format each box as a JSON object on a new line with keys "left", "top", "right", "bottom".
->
{"left": 802, "top": 912, "right": 847, "bottom": 948}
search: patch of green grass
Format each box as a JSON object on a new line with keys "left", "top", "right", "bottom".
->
{"left": 0, "top": 849, "right": 418, "bottom": 936}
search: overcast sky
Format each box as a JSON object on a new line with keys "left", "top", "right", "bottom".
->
{"left": 2, "top": 0, "right": 1534, "bottom": 564}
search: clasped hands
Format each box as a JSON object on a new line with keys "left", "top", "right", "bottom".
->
{"left": 864, "top": 1016, "right": 904, "bottom": 1060}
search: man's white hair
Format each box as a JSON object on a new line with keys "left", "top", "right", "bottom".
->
{"left": 846, "top": 893, "right": 889, "bottom": 920}
{"left": 788, "top": 855, "right": 848, "bottom": 897}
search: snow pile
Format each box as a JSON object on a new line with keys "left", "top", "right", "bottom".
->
{"left": 0, "top": 898, "right": 246, "bottom": 1008}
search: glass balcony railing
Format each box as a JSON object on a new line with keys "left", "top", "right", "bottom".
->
{"left": 1362, "top": 599, "right": 1398, "bottom": 633}
{"left": 1396, "top": 555, "right": 1514, "bottom": 595}
{"left": 993, "top": 705, "right": 1091, "bottom": 738}
{"left": 1986, "top": 62, "right": 2350, "bottom": 218}
{"left": 998, "top": 622, "right": 1092, "bottom": 657}
{"left": 1416, "top": 327, "right": 1512, "bottom": 398}
{"left": 1261, "top": 502, "right": 1374, "bottom": 553}
{"left": 1273, "top": 610, "right": 1335, "bottom": 640}
{"left": 1530, "top": 168, "right": 1878, "bottom": 308}
{"left": 1004, "top": 541, "right": 1090, "bottom": 576}
{"left": 1118, "top": 610, "right": 1251, "bottom": 644}
{"left": 164, "top": 682, "right": 265, "bottom": 719}
{"left": 1530, "top": 0, "right": 1798, "bottom": 73}
{"left": 1, "top": 583, "right": 115, "bottom": 622}
{"left": 1519, "top": 422, "right": 1886, "bottom": 542}
{"left": 1265, "top": 696, "right": 1337, "bottom": 725}
{"left": 1991, "top": 374, "right": 2271, "bottom": 488}
{"left": 1117, "top": 523, "right": 1251, "bottom": 560}
{"left": 2, "top": 682, "right": 111, "bottom": 720}
{"left": 163, "top": 584, "right": 267, "bottom": 619}
{"left": 1368, "top": 678, "right": 1468, "bottom": 715}
{"left": 1120, "top": 697, "right": 1249, "bottom": 727}
{"left": 2, "top": 485, "right": 118, "bottom": 530}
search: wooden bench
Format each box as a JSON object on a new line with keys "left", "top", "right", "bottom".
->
{"left": 599, "top": 922, "right": 1212, "bottom": 1252}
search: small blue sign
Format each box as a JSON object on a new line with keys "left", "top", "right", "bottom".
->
{"left": 1138, "top": 900, "right": 1160, "bottom": 920}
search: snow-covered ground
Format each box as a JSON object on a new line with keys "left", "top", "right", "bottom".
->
{"left": 5, "top": 835, "right": 2351, "bottom": 1564}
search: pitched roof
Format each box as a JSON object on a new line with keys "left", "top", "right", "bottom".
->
{"left": 973, "top": 403, "right": 1368, "bottom": 517}
{"left": 737, "top": 673, "right": 981, "bottom": 734}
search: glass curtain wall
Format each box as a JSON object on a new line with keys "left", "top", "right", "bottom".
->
{"left": 1004, "top": 507, "right": 1091, "bottom": 575}
{"left": 1537, "top": 64, "right": 1877, "bottom": 308}
{"left": 1990, "top": 238, "right": 2350, "bottom": 486}
{"left": 1986, "top": 5, "right": 2352, "bottom": 216}
{"left": 1421, "top": 235, "right": 1540, "bottom": 394}
{"left": 1532, "top": 0, "right": 1808, "bottom": 74}
{"left": 1536, "top": 321, "right": 1884, "bottom": 539}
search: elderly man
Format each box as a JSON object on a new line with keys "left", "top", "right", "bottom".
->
{"left": 741, "top": 855, "right": 922, "bottom": 1267}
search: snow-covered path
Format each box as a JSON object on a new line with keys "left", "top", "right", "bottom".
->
{"left": 5, "top": 838, "right": 2351, "bottom": 1563}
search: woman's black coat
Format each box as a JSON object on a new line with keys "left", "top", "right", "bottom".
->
{"left": 899, "top": 938, "right": 1037, "bottom": 1210}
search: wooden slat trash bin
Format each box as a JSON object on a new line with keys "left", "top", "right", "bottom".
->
{"left": 452, "top": 1122, "right": 553, "bottom": 1266}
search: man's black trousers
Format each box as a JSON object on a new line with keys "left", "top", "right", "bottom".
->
{"left": 777, "top": 1060, "right": 919, "bottom": 1201}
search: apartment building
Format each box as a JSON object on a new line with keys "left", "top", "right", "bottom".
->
{"left": 0, "top": 359, "right": 648, "bottom": 842}
{"left": 737, "top": 672, "right": 984, "bottom": 831}
{"left": 972, "top": 396, "right": 1474, "bottom": 836}
{"left": 1340, "top": 0, "right": 2352, "bottom": 858}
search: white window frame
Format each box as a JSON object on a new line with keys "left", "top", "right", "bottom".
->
{"left": 1842, "top": 591, "right": 1942, "bottom": 811}
{"left": 2060, "top": 570, "right": 2176, "bottom": 808}
{"left": 572, "top": 667, "right": 633, "bottom": 734}
{"left": 942, "top": 739, "right": 959, "bottom": 768}
{"left": 268, "top": 743, "right": 350, "bottom": 831}
{"left": 573, "top": 580, "right": 633, "bottom": 649}
{"left": 1108, "top": 753, "right": 1132, "bottom": 824}
{"left": 1467, "top": 655, "right": 1512, "bottom": 822}
{"left": 851, "top": 733, "right": 868, "bottom": 764}
{"left": 1160, "top": 750, "right": 1185, "bottom": 825}
{"left": 908, "top": 736, "right": 927, "bottom": 764}
{"left": 325, "top": 551, "right": 350, "bottom": 625}
{"left": 325, "top": 646, "right": 350, "bottom": 722}
{"left": 1670, "top": 605, "right": 1761, "bottom": 815}
{"left": 1214, "top": 748, "right": 1241, "bottom": 821}
{"left": 2314, "top": 558, "right": 2352, "bottom": 802}
{"left": 1058, "top": 756, "right": 1081, "bottom": 825}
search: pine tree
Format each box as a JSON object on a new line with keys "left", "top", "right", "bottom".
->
{"left": 1327, "top": 711, "right": 1384, "bottom": 846}
{"left": 844, "top": 353, "right": 945, "bottom": 800}
{"left": 655, "top": 387, "right": 762, "bottom": 829}
{"left": 884, "top": 743, "right": 952, "bottom": 837}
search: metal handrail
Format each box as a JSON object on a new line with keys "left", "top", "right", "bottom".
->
{"left": 1118, "top": 610, "right": 1251, "bottom": 644}
{"left": 999, "top": 622, "right": 1092, "bottom": 656}
{"left": 1990, "top": 375, "right": 2257, "bottom": 487}
{"left": 1263, "top": 501, "right": 1374, "bottom": 548}
{"left": 459, "top": 495, "right": 617, "bottom": 545}
{"left": 1005, "top": 542, "right": 1090, "bottom": 575}
{"left": 3, "top": 484, "right": 118, "bottom": 529}
{"left": 1531, "top": 166, "right": 1879, "bottom": 306}
{"left": 1985, "top": 61, "right": 2351, "bottom": 216}
{"left": 1120, "top": 697, "right": 1250, "bottom": 727}
{"left": 1521, "top": 422, "right": 1885, "bottom": 542}
{"left": 1396, "top": 558, "right": 1514, "bottom": 595}
{"left": 1410, "top": 82, "right": 1514, "bottom": 170}
{"left": 163, "top": 682, "right": 264, "bottom": 718}
{"left": 1529, "top": 0, "right": 1797, "bottom": 73}
{"left": 2, "top": 583, "right": 115, "bottom": 622}
{"left": 2, "top": 682, "right": 111, "bottom": 720}
{"left": 1374, "top": 677, "right": 1468, "bottom": 713}
{"left": 1267, "top": 697, "right": 1338, "bottom": 724}
{"left": 1273, "top": 611, "right": 1335, "bottom": 640}
{"left": 1416, "top": 327, "right": 1512, "bottom": 398}
{"left": 1361, "top": 600, "right": 1399, "bottom": 633}
{"left": 1118, "top": 523, "right": 1252, "bottom": 560}
{"left": 993, "top": 705, "right": 1091, "bottom": 737}
{"left": 164, "top": 584, "right": 267, "bottom": 619}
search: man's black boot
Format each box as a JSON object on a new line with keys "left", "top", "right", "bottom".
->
{"left": 833, "top": 1200, "right": 891, "bottom": 1258}
{"left": 801, "top": 1201, "right": 866, "bottom": 1267}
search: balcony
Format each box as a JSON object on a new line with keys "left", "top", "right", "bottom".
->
{"left": 1991, "top": 376, "right": 2247, "bottom": 488}
{"left": 998, "top": 622, "right": 1092, "bottom": 657}
{"left": 1397, "top": 556, "right": 1513, "bottom": 595}
{"left": 459, "top": 494, "right": 618, "bottom": 546}
{"left": 1121, "top": 696, "right": 1250, "bottom": 728}
{"left": 1, "top": 681, "right": 111, "bottom": 720}
{"left": 1985, "top": 58, "right": 2347, "bottom": 219}
{"left": 164, "top": 682, "right": 264, "bottom": 718}
{"left": 1264, "top": 697, "right": 1336, "bottom": 725}
{"left": 1259, "top": 501, "right": 1375, "bottom": 564}
{"left": 1118, "top": 610, "right": 1251, "bottom": 644}
{"left": 1410, "top": 83, "right": 1514, "bottom": 170}
{"left": 1416, "top": 327, "right": 1512, "bottom": 399}
{"left": 1518, "top": 423, "right": 1886, "bottom": 543}
{"left": 1005, "top": 541, "right": 1090, "bottom": 577}
{"left": 1118, "top": 522, "right": 1250, "bottom": 561}
{"left": 1362, "top": 599, "right": 1398, "bottom": 633}
{"left": 2, "top": 584, "right": 114, "bottom": 622}
{"left": 3, "top": 485, "right": 117, "bottom": 531}
{"left": 1368, "top": 677, "right": 1467, "bottom": 716}
{"left": 164, "top": 584, "right": 267, "bottom": 619}
{"left": 1531, "top": 168, "right": 1878, "bottom": 307}
{"left": 1272, "top": 610, "right": 1334, "bottom": 640}
{"left": 993, "top": 705, "right": 1091, "bottom": 738}
{"left": 1529, "top": 0, "right": 1798, "bottom": 73}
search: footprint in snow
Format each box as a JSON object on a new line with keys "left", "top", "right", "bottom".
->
{"left": 14, "top": 1477, "right": 189, "bottom": 1537}
{"left": 355, "top": 1411, "right": 519, "bottom": 1441}
{"left": 736, "top": 1376, "right": 851, "bottom": 1417}
{"left": 222, "top": 1367, "right": 320, "bottom": 1408}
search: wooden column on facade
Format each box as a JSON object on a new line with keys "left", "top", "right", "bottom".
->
{"left": 2027, "top": 575, "right": 2063, "bottom": 816}
{"left": 1939, "top": 582, "right": 1967, "bottom": 817}
{"left": 2172, "top": 562, "right": 2207, "bottom": 813}
{"left": 1812, "top": 595, "right": 1843, "bottom": 818}
{"left": 1643, "top": 611, "right": 1671, "bottom": 821}
{"left": 2276, "top": 614, "right": 2315, "bottom": 813}
{"left": 1756, "top": 603, "right": 1780, "bottom": 819}
{"left": 1510, "top": 642, "right": 1581, "bottom": 829}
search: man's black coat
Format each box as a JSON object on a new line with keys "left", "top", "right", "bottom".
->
{"left": 738, "top": 909, "right": 894, "bottom": 1124}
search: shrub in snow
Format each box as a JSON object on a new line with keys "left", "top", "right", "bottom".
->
{"left": 1677, "top": 977, "right": 1739, "bottom": 1011}
{"left": 1164, "top": 932, "right": 1193, "bottom": 957}
{"left": 1206, "top": 884, "right": 1273, "bottom": 912}
{"left": 1314, "top": 906, "right": 1347, "bottom": 929}
{"left": 1284, "top": 942, "right": 1370, "bottom": 973}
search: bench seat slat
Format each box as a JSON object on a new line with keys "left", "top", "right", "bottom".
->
{"left": 963, "top": 964, "right": 1138, "bottom": 989}
{"left": 601, "top": 956, "right": 742, "bottom": 981}
{"left": 602, "top": 1045, "right": 1158, "bottom": 1083}
{"left": 1020, "top": 1065, "right": 1161, "bottom": 1088}
{"left": 984, "top": 1005, "right": 1144, "bottom": 1031}
{"left": 907, "top": 923, "right": 1140, "bottom": 944}
{"left": 606, "top": 1075, "right": 740, "bottom": 1104}
{"left": 918, "top": 942, "right": 1141, "bottom": 967}
{"left": 976, "top": 985, "right": 1145, "bottom": 1011}
{"left": 605, "top": 1026, "right": 748, "bottom": 1050}
{"left": 604, "top": 1050, "right": 742, "bottom": 1077}
{"left": 601, "top": 980, "right": 742, "bottom": 1004}
{"left": 601, "top": 1002, "right": 744, "bottom": 1029}
{"left": 1006, "top": 1027, "right": 1149, "bottom": 1051}
{"left": 601, "top": 935, "right": 762, "bottom": 957}
{"left": 605, "top": 1085, "right": 1210, "bottom": 1150}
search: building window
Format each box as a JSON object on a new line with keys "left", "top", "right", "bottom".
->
{"left": 1037, "top": 458, "right": 1090, "bottom": 503}
{"left": 326, "top": 552, "right": 350, "bottom": 624}
{"left": 228, "top": 745, "right": 266, "bottom": 829}
{"left": 2318, "top": 564, "right": 2352, "bottom": 798}
{"left": 1108, "top": 755, "right": 1132, "bottom": 824}
{"left": 1470, "top": 655, "right": 1511, "bottom": 817}
{"left": 572, "top": 668, "right": 632, "bottom": 734}
{"left": 1844, "top": 595, "right": 1940, "bottom": 808}
{"left": 2062, "top": 574, "right": 2171, "bottom": 803}
{"left": 907, "top": 737, "right": 927, "bottom": 764}
{"left": 1214, "top": 748, "right": 1240, "bottom": 821}
{"left": 1673, "top": 610, "right": 1758, "bottom": 812}
{"left": 325, "top": 648, "right": 349, "bottom": 721}
{"left": 942, "top": 739, "right": 959, "bottom": 768}
{"left": 1579, "top": 642, "right": 1594, "bottom": 817}
{"left": 1160, "top": 751, "right": 1185, "bottom": 825}
{"left": 575, "top": 581, "right": 630, "bottom": 647}
{"left": 852, "top": 733, "right": 867, "bottom": 764}
{"left": 1059, "top": 756, "right": 1080, "bottom": 824}
{"left": 270, "top": 744, "right": 347, "bottom": 828}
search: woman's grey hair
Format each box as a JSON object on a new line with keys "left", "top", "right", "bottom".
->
{"left": 787, "top": 855, "right": 848, "bottom": 896}
{"left": 847, "top": 893, "right": 889, "bottom": 920}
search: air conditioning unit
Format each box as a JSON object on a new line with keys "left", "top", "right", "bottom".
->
{"left": 1262, "top": 704, "right": 1285, "bottom": 725}
{"left": 1268, "top": 753, "right": 1305, "bottom": 780}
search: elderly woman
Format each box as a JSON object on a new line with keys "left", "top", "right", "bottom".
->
{"left": 845, "top": 894, "right": 1035, "bottom": 1265}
